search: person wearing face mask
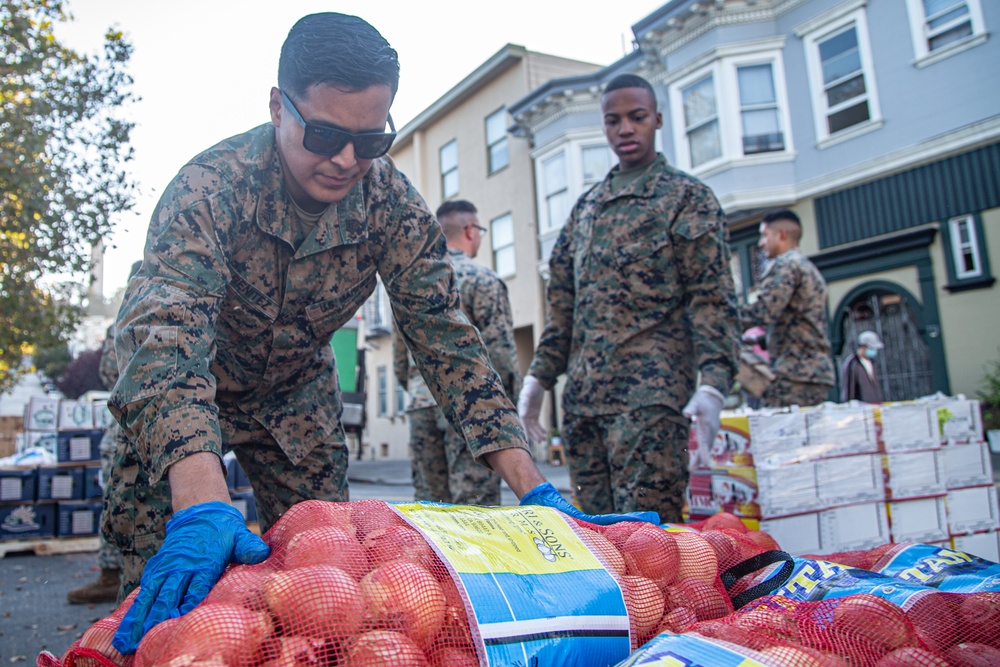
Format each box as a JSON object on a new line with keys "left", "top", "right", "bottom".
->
{"left": 840, "top": 330, "right": 886, "bottom": 403}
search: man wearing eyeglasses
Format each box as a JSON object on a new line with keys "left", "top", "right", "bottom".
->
{"left": 103, "top": 12, "right": 658, "bottom": 655}
{"left": 394, "top": 200, "right": 520, "bottom": 507}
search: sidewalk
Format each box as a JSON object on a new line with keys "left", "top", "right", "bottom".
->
{"left": 346, "top": 456, "right": 573, "bottom": 495}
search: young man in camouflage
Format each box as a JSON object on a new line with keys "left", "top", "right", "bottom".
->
{"left": 105, "top": 13, "right": 655, "bottom": 655}
{"left": 741, "top": 208, "right": 835, "bottom": 407}
{"left": 394, "top": 200, "right": 521, "bottom": 506}
{"left": 518, "top": 74, "right": 740, "bottom": 524}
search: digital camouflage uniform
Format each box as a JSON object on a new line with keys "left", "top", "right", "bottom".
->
{"left": 393, "top": 247, "right": 521, "bottom": 506}
{"left": 104, "top": 124, "right": 528, "bottom": 598}
{"left": 528, "top": 154, "right": 739, "bottom": 522}
{"left": 742, "top": 248, "right": 835, "bottom": 408}
{"left": 95, "top": 328, "right": 125, "bottom": 571}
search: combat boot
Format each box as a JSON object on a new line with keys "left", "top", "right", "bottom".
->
{"left": 67, "top": 568, "right": 121, "bottom": 604}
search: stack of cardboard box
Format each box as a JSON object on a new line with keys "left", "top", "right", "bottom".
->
{"left": 686, "top": 395, "right": 999, "bottom": 561}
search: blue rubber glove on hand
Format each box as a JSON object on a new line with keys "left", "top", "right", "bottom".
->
{"left": 112, "top": 501, "right": 270, "bottom": 655}
{"left": 520, "top": 482, "right": 660, "bottom": 526}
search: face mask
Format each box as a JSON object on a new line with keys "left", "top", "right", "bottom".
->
{"left": 864, "top": 348, "right": 878, "bottom": 359}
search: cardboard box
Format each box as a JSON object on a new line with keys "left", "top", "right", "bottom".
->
{"left": 36, "top": 466, "right": 85, "bottom": 501}
{"left": 26, "top": 430, "right": 59, "bottom": 455}
{"left": 887, "top": 496, "right": 949, "bottom": 543}
{"left": 756, "top": 461, "right": 821, "bottom": 519}
{"left": 805, "top": 404, "right": 879, "bottom": 458}
{"left": 230, "top": 490, "right": 258, "bottom": 524}
{"left": 708, "top": 415, "right": 755, "bottom": 468}
{"left": 941, "top": 441, "right": 992, "bottom": 489}
{"left": 93, "top": 401, "right": 115, "bottom": 429}
{"left": 24, "top": 397, "right": 59, "bottom": 431}
{"left": 709, "top": 467, "right": 760, "bottom": 518}
{"left": 932, "top": 397, "right": 983, "bottom": 442}
{"left": 818, "top": 502, "right": 891, "bottom": 554}
{"left": 816, "top": 454, "right": 884, "bottom": 507}
{"left": 0, "top": 467, "right": 37, "bottom": 502}
{"left": 0, "top": 502, "right": 56, "bottom": 540}
{"left": 759, "top": 511, "right": 823, "bottom": 556}
{"left": 0, "top": 415, "right": 23, "bottom": 459}
{"left": 947, "top": 486, "right": 1000, "bottom": 536}
{"left": 884, "top": 450, "right": 946, "bottom": 499}
{"left": 56, "top": 430, "right": 102, "bottom": 463}
{"left": 685, "top": 471, "right": 717, "bottom": 518}
{"left": 82, "top": 465, "right": 102, "bottom": 500}
{"left": 952, "top": 530, "right": 1000, "bottom": 563}
{"left": 878, "top": 403, "right": 939, "bottom": 452}
{"left": 57, "top": 401, "right": 95, "bottom": 431}
{"left": 748, "top": 409, "right": 808, "bottom": 465}
{"left": 56, "top": 501, "right": 103, "bottom": 537}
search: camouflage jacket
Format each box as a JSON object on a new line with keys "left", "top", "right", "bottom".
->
{"left": 109, "top": 124, "right": 526, "bottom": 484}
{"left": 394, "top": 247, "right": 521, "bottom": 412}
{"left": 741, "top": 248, "right": 835, "bottom": 386}
{"left": 528, "top": 154, "right": 739, "bottom": 416}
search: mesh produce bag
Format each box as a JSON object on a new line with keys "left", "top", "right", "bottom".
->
{"left": 39, "top": 502, "right": 768, "bottom": 667}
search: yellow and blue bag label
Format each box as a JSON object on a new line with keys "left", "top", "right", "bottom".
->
{"left": 395, "top": 503, "right": 632, "bottom": 667}
{"left": 613, "top": 631, "right": 766, "bottom": 667}
{"left": 773, "top": 557, "right": 933, "bottom": 606}
{"left": 873, "top": 543, "right": 1000, "bottom": 593}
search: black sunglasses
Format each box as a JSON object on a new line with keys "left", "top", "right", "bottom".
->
{"left": 280, "top": 89, "right": 397, "bottom": 159}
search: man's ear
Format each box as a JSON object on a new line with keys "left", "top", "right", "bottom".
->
{"left": 268, "top": 87, "right": 283, "bottom": 126}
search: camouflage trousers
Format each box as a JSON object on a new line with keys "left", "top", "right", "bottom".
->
{"left": 101, "top": 408, "right": 349, "bottom": 602}
{"left": 407, "top": 406, "right": 501, "bottom": 506}
{"left": 763, "top": 377, "right": 833, "bottom": 408}
{"left": 562, "top": 405, "right": 689, "bottom": 523}
{"left": 95, "top": 423, "right": 124, "bottom": 571}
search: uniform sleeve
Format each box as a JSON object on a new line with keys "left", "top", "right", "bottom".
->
{"left": 742, "top": 258, "right": 796, "bottom": 329}
{"left": 374, "top": 167, "right": 528, "bottom": 461}
{"left": 109, "top": 165, "right": 231, "bottom": 484}
{"left": 674, "top": 186, "right": 741, "bottom": 396}
{"left": 98, "top": 325, "right": 119, "bottom": 390}
{"left": 527, "top": 220, "right": 576, "bottom": 390}
{"left": 468, "top": 273, "right": 521, "bottom": 400}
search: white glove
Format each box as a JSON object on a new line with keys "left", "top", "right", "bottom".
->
{"left": 517, "top": 375, "right": 547, "bottom": 445}
{"left": 682, "top": 385, "right": 725, "bottom": 453}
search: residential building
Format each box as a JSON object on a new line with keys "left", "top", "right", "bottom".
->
{"left": 509, "top": 0, "right": 999, "bottom": 435}
{"left": 356, "top": 45, "right": 601, "bottom": 459}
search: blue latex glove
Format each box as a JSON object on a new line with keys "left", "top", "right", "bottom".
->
{"left": 112, "top": 501, "right": 270, "bottom": 655}
{"left": 520, "top": 482, "right": 660, "bottom": 526}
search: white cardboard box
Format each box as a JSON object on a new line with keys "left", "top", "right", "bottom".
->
{"left": 947, "top": 486, "right": 1000, "bottom": 536}
{"left": 879, "top": 403, "right": 940, "bottom": 452}
{"left": 952, "top": 530, "right": 1000, "bottom": 563}
{"left": 932, "top": 397, "right": 983, "bottom": 442}
{"left": 819, "top": 502, "right": 891, "bottom": 554}
{"left": 57, "top": 401, "right": 95, "bottom": 431}
{"left": 887, "top": 496, "right": 949, "bottom": 543}
{"left": 941, "top": 441, "right": 992, "bottom": 489}
{"left": 816, "top": 454, "right": 885, "bottom": 507}
{"left": 748, "top": 410, "right": 809, "bottom": 464}
{"left": 25, "top": 429, "right": 58, "bottom": 454}
{"left": 759, "top": 512, "right": 823, "bottom": 556}
{"left": 806, "top": 405, "right": 879, "bottom": 458}
{"left": 884, "top": 450, "right": 946, "bottom": 499}
{"left": 92, "top": 401, "right": 115, "bottom": 429}
{"left": 24, "top": 397, "right": 59, "bottom": 431}
{"left": 756, "top": 462, "right": 821, "bottom": 519}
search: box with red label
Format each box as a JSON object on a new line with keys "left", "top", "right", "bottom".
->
{"left": 878, "top": 402, "right": 940, "bottom": 452}
{"left": 709, "top": 466, "right": 760, "bottom": 518}
{"left": 947, "top": 485, "right": 1000, "bottom": 536}
{"left": 941, "top": 440, "right": 992, "bottom": 489}
{"left": 887, "top": 495, "right": 949, "bottom": 543}
{"left": 747, "top": 409, "right": 808, "bottom": 465}
{"left": 756, "top": 461, "right": 821, "bottom": 519}
{"left": 805, "top": 403, "right": 879, "bottom": 458}
{"left": 816, "top": 454, "right": 884, "bottom": 507}
{"left": 685, "top": 471, "right": 717, "bottom": 519}
{"left": 883, "top": 450, "right": 946, "bottom": 500}
{"left": 708, "top": 414, "right": 755, "bottom": 469}
{"left": 818, "top": 501, "right": 891, "bottom": 554}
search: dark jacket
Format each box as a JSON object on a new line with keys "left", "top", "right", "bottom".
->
{"left": 840, "top": 354, "right": 884, "bottom": 403}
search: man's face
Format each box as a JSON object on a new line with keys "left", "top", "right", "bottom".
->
{"left": 270, "top": 83, "right": 394, "bottom": 213}
{"left": 758, "top": 222, "right": 782, "bottom": 259}
{"left": 601, "top": 87, "right": 662, "bottom": 171}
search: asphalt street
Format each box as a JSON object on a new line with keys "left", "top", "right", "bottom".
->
{"left": 0, "top": 459, "right": 574, "bottom": 662}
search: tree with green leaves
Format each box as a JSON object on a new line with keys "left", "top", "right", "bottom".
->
{"left": 1, "top": 0, "right": 137, "bottom": 394}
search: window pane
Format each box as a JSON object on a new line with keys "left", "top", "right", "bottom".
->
{"left": 924, "top": 0, "right": 967, "bottom": 21}
{"left": 495, "top": 246, "right": 516, "bottom": 277}
{"left": 689, "top": 119, "right": 722, "bottom": 167}
{"left": 819, "top": 27, "right": 859, "bottom": 66}
{"left": 929, "top": 22, "right": 973, "bottom": 50}
{"left": 543, "top": 153, "right": 567, "bottom": 193}
{"left": 440, "top": 141, "right": 457, "bottom": 171}
{"left": 582, "top": 145, "right": 613, "bottom": 182}
{"left": 546, "top": 191, "right": 570, "bottom": 230}
{"left": 489, "top": 141, "right": 509, "bottom": 173}
{"left": 742, "top": 111, "right": 783, "bottom": 154}
{"left": 828, "top": 101, "right": 870, "bottom": 133}
{"left": 682, "top": 76, "right": 716, "bottom": 128}
{"left": 826, "top": 74, "right": 867, "bottom": 108}
{"left": 443, "top": 170, "right": 459, "bottom": 198}
{"left": 491, "top": 214, "right": 514, "bottom": 247}
{"left": 541, "top": 236, "right": 559, "bottom": 263}
{"left": 486, "top": 109, "right": 507, "bottom": 144}
{"left": 738, "top": 65, "right": 776, "bottom": 106}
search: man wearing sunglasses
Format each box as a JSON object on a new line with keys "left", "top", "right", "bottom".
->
{"left": 103, "top": 12, "right": 658, "bottom": 655}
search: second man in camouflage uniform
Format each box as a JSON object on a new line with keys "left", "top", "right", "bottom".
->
{"left": 518, "top": 74, "right": 740, "bottom": 523}
{"left": 394, "top": 200, "right": 521, "bottom": 506}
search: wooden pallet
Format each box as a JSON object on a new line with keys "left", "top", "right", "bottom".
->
{"left": 0, "top": 535, "right": 99, "bottom": 558}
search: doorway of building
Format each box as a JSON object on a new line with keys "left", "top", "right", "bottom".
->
{"left": 837, "top": 289, "right": 935, "bottom": 401}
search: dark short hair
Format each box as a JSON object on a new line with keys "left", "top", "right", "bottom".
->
{"left": 436, "top": 199, "right": 477, "bottom": 219}
{"left": 603, "top": 73, "right": 657, "bottom": 110}
{"left": 761, "top": 208, "right": 801, "bottom": 227}
{"left": 278, "top": 13, "right": 400, "bottom": 99}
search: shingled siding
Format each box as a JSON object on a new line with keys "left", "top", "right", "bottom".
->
{"left": 815, "top": 143, "right": 1000, "bottom": 250}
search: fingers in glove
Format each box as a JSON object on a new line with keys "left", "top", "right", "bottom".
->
{"left": 143, "top": 570, "right": 193, "bottom": 635}
{"left": 112, "top": 584, "right": 158, "bottom": 655}
{"left": 181, "top": 570, "right": 219, "bottom": 616}
{"left": 233, "top": 530, "right": 270, "bottom": 564}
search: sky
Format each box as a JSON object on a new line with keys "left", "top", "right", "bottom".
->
{"left": 53, "top": 0, "right": 669, "bottom": 299}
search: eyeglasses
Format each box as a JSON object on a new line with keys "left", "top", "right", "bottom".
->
{"left": 468, "top": 224, "right": 488, "bottom": 234}
{"left": 280, "top": 89, "right": 397, "bottom": 159}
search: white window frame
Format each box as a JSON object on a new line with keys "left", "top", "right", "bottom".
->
{"left": 540, "top": 151, "right": 569, "bottom": 236}
{"left": 376, "top": 366, "right": 388, "bottom": 417}
{"left": 668, "top": 48, "right": 794, "bottom": 175}
{"left": 485, "top": 107, "right": 509, "bottom": 174}
{"left": 491, "top": 212, "right": 515, "bottom": 279}
{"left": 905, "top": 0, "right": 987, "bottom": 67}
{"left": 802, "top": 6, "right": 883, "bottom": 148}
{"left": 948, "top": 214, "right": 983, "bottom": 279}
{"left": 440, "top": 139, "right": 459, "bottom": 198}
{"left": 362, "top": 280, "right": 391, "bottom": 335}
{"left": 395, "top": 378, "right": 406, "bottom": 415}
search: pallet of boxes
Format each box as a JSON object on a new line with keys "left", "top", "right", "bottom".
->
{"left": 686, "top": 394, "right": 999, "bottom": 561}
{"left": 0, "top": 397, "right": 108, "bottom": 555}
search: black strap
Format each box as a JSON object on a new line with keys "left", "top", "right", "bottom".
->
{"left": 720, "top": 550, "right": 795, "bottom": 609}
